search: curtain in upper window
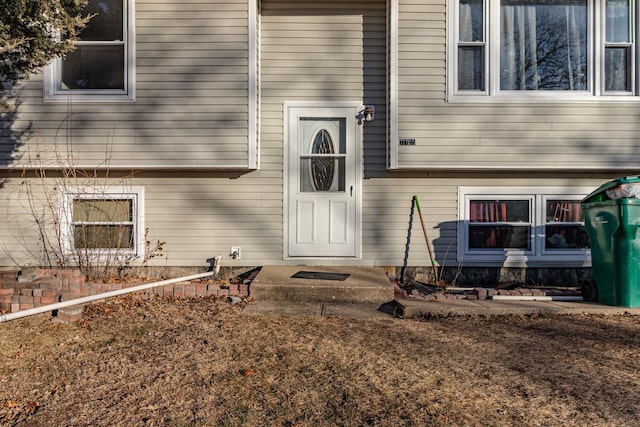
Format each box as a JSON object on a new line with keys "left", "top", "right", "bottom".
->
{"left": 605, "top": 0, "right": 632, "bottom": 91}
{"left": 458, "top": 0, "right": 485, "bottom": 90}
{"left": 500, "top": 0, "right": 588, "bottom": 90}
{"left": 452, "top": 0, "right": 637, "bottom": 97}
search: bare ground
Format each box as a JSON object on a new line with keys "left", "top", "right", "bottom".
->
{"left": 1, "top": 295, "right": 640, "bottom": 426}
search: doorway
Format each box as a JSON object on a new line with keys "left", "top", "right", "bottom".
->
{"left": 285, "top": 103, "right": 362, "bottom": 258}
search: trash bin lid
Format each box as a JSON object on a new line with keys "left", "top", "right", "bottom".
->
{"left": 581, "top": 175, "right": 640, "bottom": 204}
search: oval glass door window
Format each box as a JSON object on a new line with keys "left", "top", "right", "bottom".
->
{"left": 310, "top": 129, "right": 335, "bottom": 191}
{"left": 299, "top": 118, "right": 346, "bottom": 193}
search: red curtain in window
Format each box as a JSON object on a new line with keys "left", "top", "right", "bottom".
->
{"left": 470, "top": 201, "right": 508, "bottom": 222}
{"left": 470, "top": 201, "right": 509, "bottom": 248}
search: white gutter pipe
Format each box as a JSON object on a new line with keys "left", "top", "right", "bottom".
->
{"left": 0, "top": 271, "right": 215, "bottom": 323}
{"left": 491, "top": 295, "right": 584, "bottom": 302}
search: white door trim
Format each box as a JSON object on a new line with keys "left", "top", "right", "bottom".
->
{"left": 283, "top": 101, "right": 363, "bottom": 259}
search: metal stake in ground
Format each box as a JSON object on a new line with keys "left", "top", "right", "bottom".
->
{"left": 413, "top": 195, "right": 440, "bottom": 284}
{"left": 400, "top": 196, "right": 416, "bottom": 284}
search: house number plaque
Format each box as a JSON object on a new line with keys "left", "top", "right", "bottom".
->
{"left": 399, "top": 138, "right": 416, "bottom": 146}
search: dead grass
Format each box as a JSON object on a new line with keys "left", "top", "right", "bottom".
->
{"left": 1, "top": 295, "right": 640, "bottom": 426}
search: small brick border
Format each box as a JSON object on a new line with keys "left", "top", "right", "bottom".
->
{"left": 0, "top": 268, "right": 252, "bottom": 321}
{"left": 393, "top": 282, "right": 580, "bottom": 301}
{"left": 0, "top": 268, "right": 87, "bottom": 313}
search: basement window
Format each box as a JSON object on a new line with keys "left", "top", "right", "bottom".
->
{"left": 60, "top": 187, "right": 144, "bottom": 257}
{"left": 458, "top": 187, "right": 591, "bottom": 265}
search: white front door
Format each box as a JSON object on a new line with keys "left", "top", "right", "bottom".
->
{"left": 285, "top": 103, "right": 362, "bottom": 258}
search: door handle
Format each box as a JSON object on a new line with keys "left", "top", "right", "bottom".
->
{"left": 350, "top": 186, "right": 353, "bottom": 197}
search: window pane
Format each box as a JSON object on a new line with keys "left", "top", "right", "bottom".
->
{"left": 80, "top": 0, "right": 124, "bottom": 41}
{"left": 606, "top": 0, "right": 630, "bottom": 43}
{"left": 545, "top": 225, "right": 590, "bottom": 249}
{"left": 311, "top": 129, "right": 335, "bottom": 155}
{"left": 500, "top": 0, "right": 587, "bottom": 90}
{"left": 300, "top": 157, "right": 345, "bottom": 192}
{"left": 469, "top": 225, "right": 530, "bottom": 249}
{"left": 469, "top": 200, "right": 529, "bottom": 222}
{"left": 74, "top": 225, "right": 133, "bottom": 249}
{"left": 546, "top": 200, "right": 582, "bottom": 222}
{"left": 605, "top": 47, "right": 631, "bottom": 91}
{"left": 545, "top": 200, "right": 589, "bottom": 250}
{"left": 458, "top": 46, "right": 485, "bottom": 90}
{"left": 300, "top": 118, "right": 346, "bottom": 154}
{"left": 73, "top": 199, "right": 132, "bottom": 222}
{"left": 62, "top": 45, "right": 125, "bottom": 90}
{"left": 459, "top": 0, "right": 484, "bottom": 42}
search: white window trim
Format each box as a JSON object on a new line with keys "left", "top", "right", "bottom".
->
{"left": 43, "top": 0, "right": 136, "bottom": 103}
{"left": 59, "top": 186, "right": 145, "bottom": 259}
{"left": 447, "top": 0, "right": 639, "bottom": 102}
{"left": 389, "top": 0, "right": 399, "bottom": 169}
{"left": 458, "top": 187, "right": 593, "bottom": 267}
{"left": 249, "top": 0, "right": 259, "bottom": 169}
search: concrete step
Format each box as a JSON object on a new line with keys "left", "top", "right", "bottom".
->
{"left": 243, "top": 300, "right": 399, "bottom": 318}
{"left": 250, "top": 266, "right": 395, "bottom": 304}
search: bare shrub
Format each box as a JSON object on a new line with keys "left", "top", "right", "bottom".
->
{"left": 8, "top": 130, "right": 164, "bottom": 282}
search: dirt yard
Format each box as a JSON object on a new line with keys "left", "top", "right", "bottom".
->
{"left": 1, "top": 295, "right": 639, "bottom": 426}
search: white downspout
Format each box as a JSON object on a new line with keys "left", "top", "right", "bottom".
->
{"left": 491, "top": 295, "right": 584, "bottom": 302}
{"left": 0, "top": 271, "right": 216, "bottom": 323}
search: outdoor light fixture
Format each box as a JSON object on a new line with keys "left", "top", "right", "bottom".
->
{"left": 363, "top": 105, "right": 375, "bottom": 122}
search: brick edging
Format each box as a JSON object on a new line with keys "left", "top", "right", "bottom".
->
{"left": 393, "top": 282, "right": 580, "bottom": 301}
{"left": 1, "top": 269, "right": 250, "bottom": 318}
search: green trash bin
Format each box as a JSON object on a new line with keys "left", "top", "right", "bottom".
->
{"left": 581, "top": 176, "right": 640, "bottom": 307}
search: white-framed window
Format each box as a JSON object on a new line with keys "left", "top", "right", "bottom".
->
{"left": 448, "top": 0, "right": 638, "bottom": 100}
{"left": 458, "top": 187, "right": 592, "bottom": 265}
{"left": 44, "top": 0, "right": 135, "bottom": 102}
{"left": 60, "top": 186, "right": 145, "bottom": 258}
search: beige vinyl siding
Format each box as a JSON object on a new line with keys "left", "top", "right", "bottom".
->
{"left": 260, "top": 3, "right": 387, "bottom": 154}
{"left": 359, "top": 174, "right": 608, "bottom": 267}
{"left": 144, "top": 177, "right": 282, "bottom": 265}
{"left": 3, "top": 174, "right": 605, "bottom": 268}
{"left": 260, "top": 0, "right": 388, "bottom": 263}
{"left": 0, "top": 193, "right": 40, "bottom": 267}
{"left": 0, "top": 175, "right": 286, "bottom": 267}
{"left": 2, "top": 0, "right": 252, "bottom": 169}
{"left": 147, "top": 175, "right": 603, "bottom": 268}
{"left": 3, "top": 0, "right": 618, "bottom": 271}
{"left": 395, "top": 0, "right": 640, "bottom": 170}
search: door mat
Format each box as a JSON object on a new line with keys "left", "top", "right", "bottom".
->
{"left": 291, "top": 271, "right": 350, "bottom": 281}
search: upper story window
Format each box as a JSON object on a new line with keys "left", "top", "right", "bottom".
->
{"left": 44, "top": 0, "right": 135, "bottom": 102}
{"left": 449, "top": 0, "right": 637, "bottom": 100}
